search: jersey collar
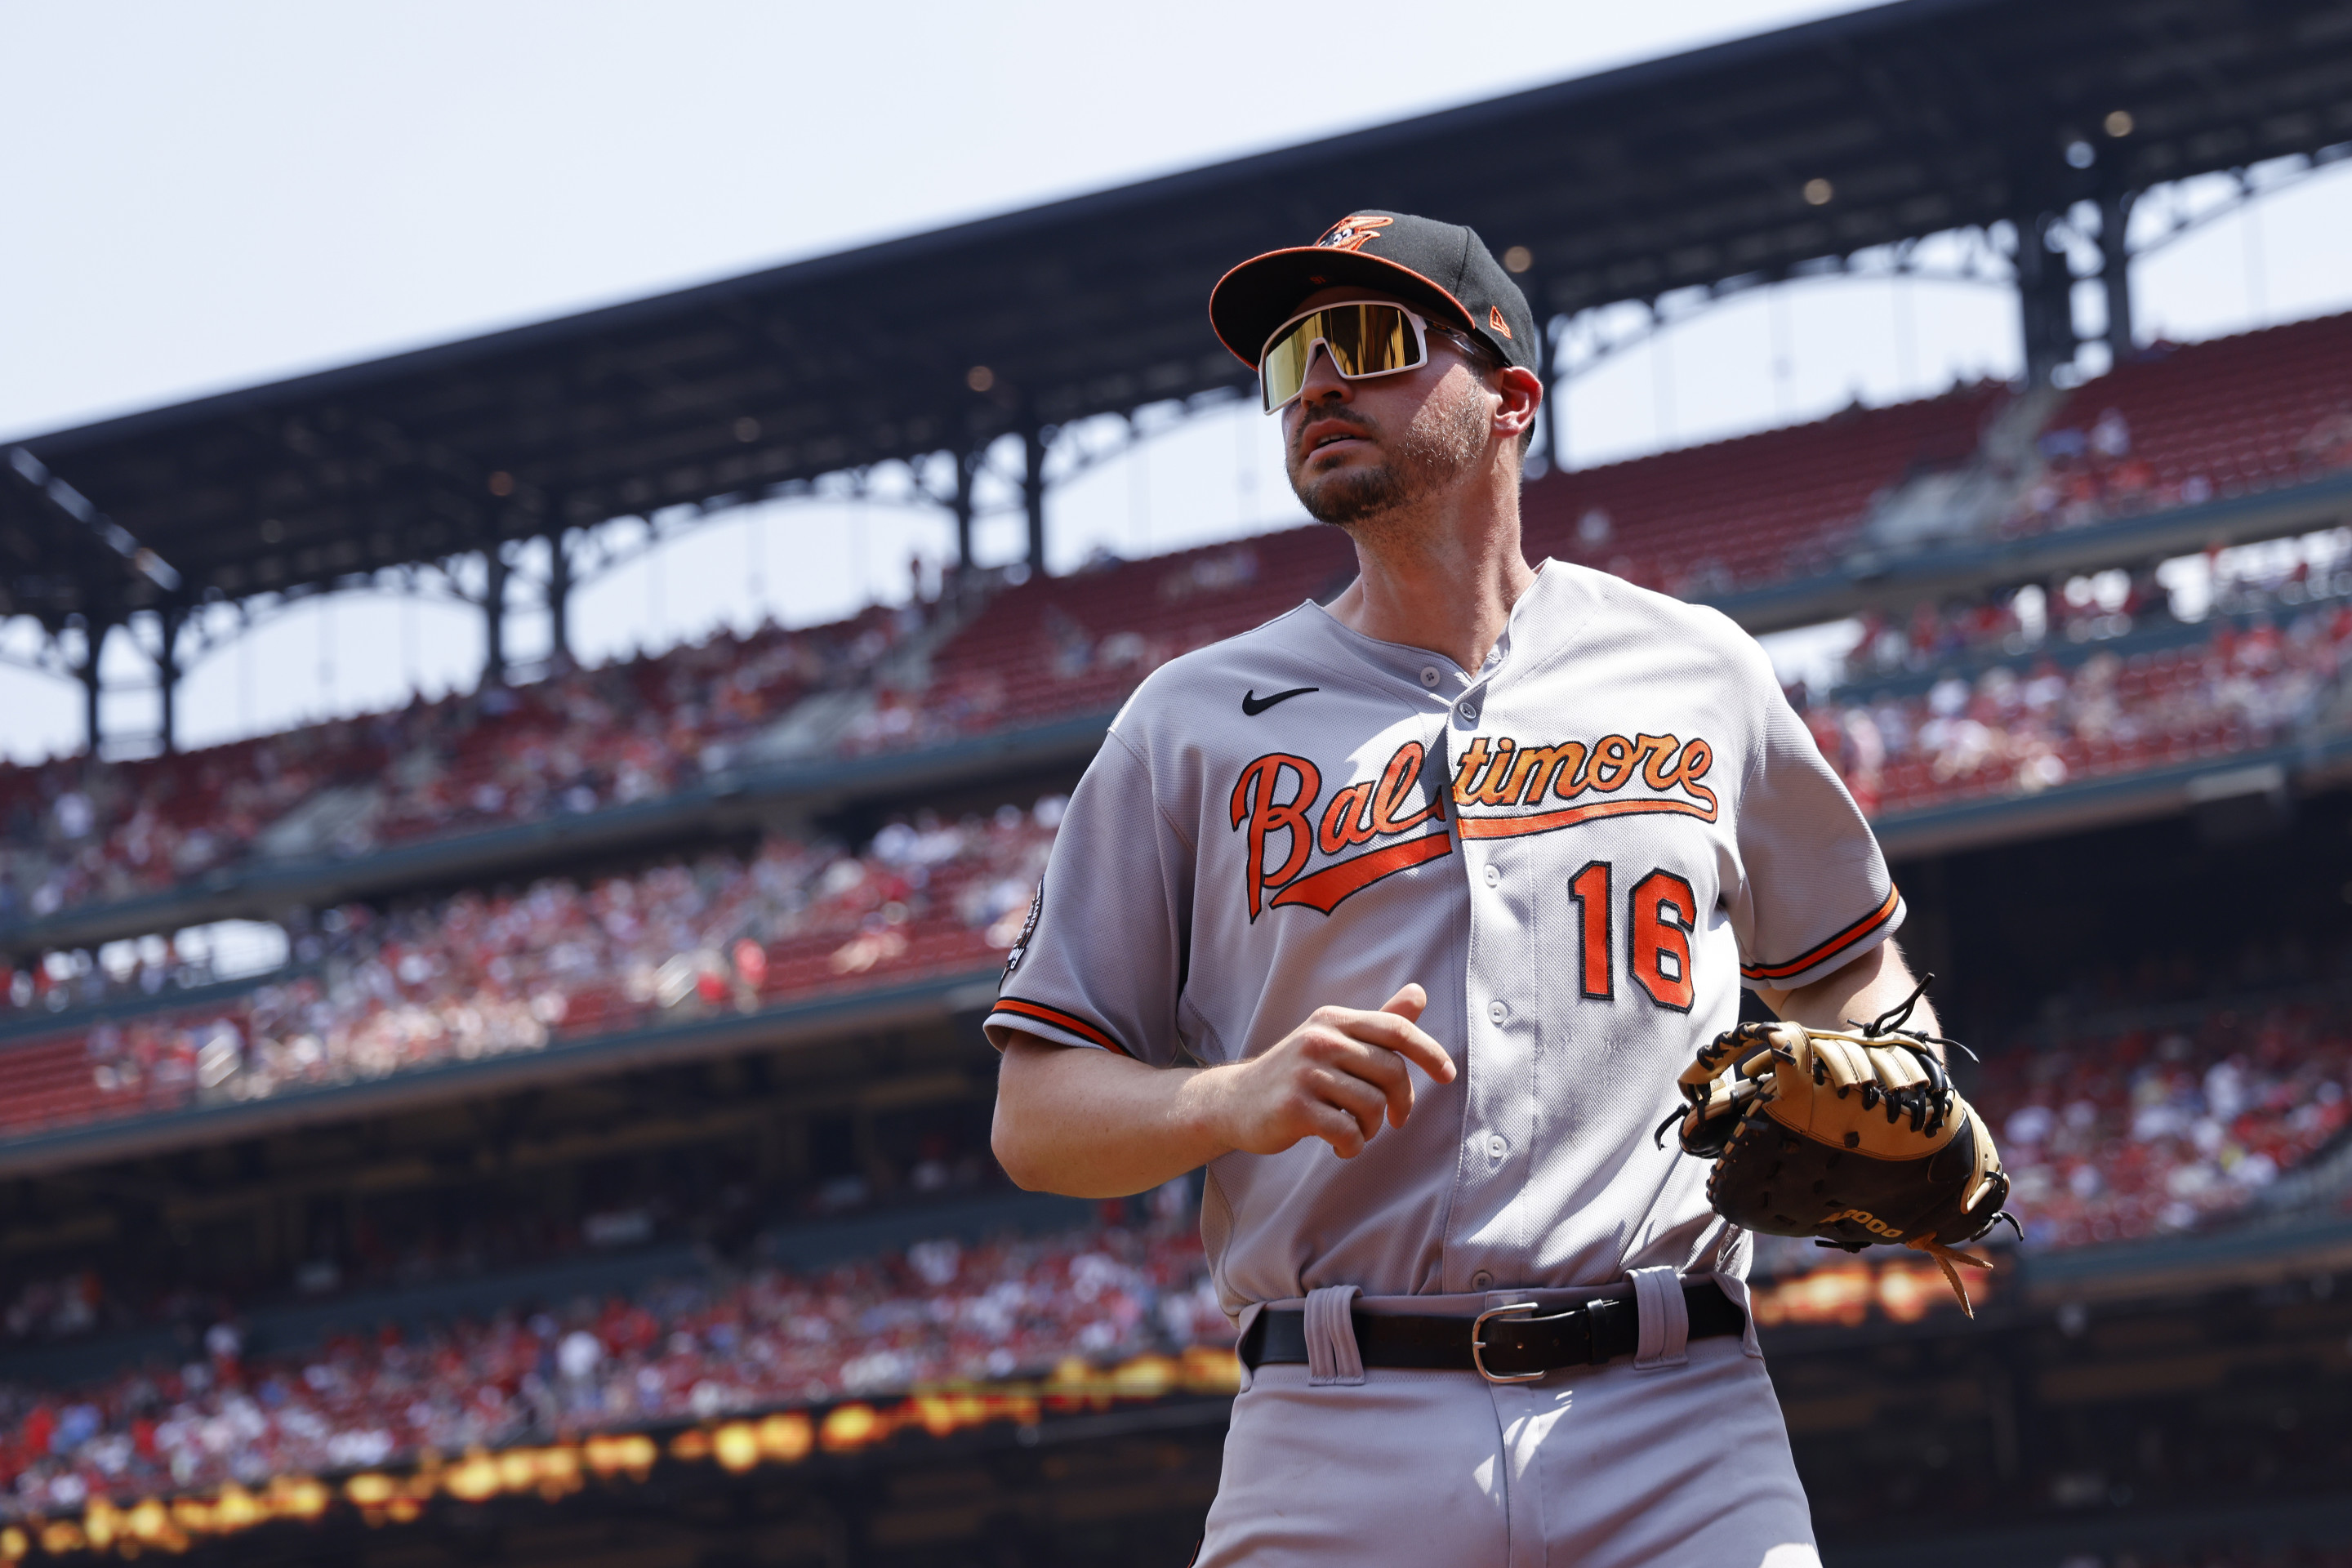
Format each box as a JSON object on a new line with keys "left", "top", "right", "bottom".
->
{"left": 1301, "top": 559, "right": 1561, "bottom": 701}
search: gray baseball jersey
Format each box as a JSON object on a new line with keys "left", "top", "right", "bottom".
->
{"left": 985, "top": 559, "right": 1900, "bottom": 1321}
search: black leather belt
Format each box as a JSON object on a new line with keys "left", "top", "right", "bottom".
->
{"left": 1240, "top": 1281, "right": 1744, "bottom": 1382}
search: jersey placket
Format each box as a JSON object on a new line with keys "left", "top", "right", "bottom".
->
{"left": 1443, "top": 648, "right": 1539, "bottom": 1295}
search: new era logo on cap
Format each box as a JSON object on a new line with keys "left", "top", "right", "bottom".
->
{"left": 1489, "top": 305, "right": 1513, "bottom": 340}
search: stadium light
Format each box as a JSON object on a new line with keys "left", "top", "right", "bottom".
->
{"left": 1502, "top": 245, "right": 1534, "bottom": 274}
{"left": 1802, "top": 178, "right": 1833, "bottom": 206}
{"left": 2105, "top": 109, "right": 2135, "bottom": 137}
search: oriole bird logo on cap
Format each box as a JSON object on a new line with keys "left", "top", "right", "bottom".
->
{"left": 1316, "top": 215, "right": 1393, "bottom": 252}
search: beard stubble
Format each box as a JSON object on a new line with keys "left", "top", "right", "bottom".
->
{"left": 1287, "top": 376, "right": 1492, "bottom": 532}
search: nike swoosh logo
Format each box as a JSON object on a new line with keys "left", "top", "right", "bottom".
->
{"left": 1241, "top": 686, "right": 1319, "bottom": 716}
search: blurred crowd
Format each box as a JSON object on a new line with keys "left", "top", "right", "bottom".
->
{"left": 1834, "top": 525, "right": 2352, "bottom": 693}
{"left": 839, "top": 544, "right": 1276, "bottom": 758}
{"left": 1, "top": 1107, "right": 1009, "bottom": 1350}
{"left": 3, "top": 933, "right": 231, "bottom": 1020}
{"left": 3, "top": 970, "right": 2350, "bottom": 1510}
{"left": 1802, "top": 605, "right": 2352, "bottom": 817}
{"left": 10, "top": 767, "right": 2352, "bottom": 1272}
{"left": 1835, "top": 577, "right": 2161, "bottom": 685}
{"left": 0, "top": 1214, "right": 1224, "bottom": 1517}
{"left": 1983, "top": 999, "right": 2351, "bottom": 1250}
{"left": 6, "top": 340, "right": 2349, "bottom": 933}
{"left": 0, "top": 606, "right": 924, "bottom": 922}
{"left": 2000, "top": 401, "right": 2352, "bottom": 538}
{"left": 6, "top": 479, "right": 2350, "bottom": 947}
{"left": 8, "top": 798, "right": 1059, "bottom": 1134}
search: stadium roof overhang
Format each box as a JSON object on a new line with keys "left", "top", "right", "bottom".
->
{"left": 6, "top": 0, "right": 2352, "bottom": 626}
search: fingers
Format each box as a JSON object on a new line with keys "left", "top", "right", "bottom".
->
{"left": 1383, "top": 1075, "right": 1416, "bottom": 1131}
{"left": 1375, "top": 983, "right": 1459, "bottom": 1089}
{"left": 1296, "top": 1021, "right": 1419, "bottom": 1131}
{"left": 1310, "top": 1100, "right": 1370, "bottom": 1159}
{"left": 1347, "top": 1039, "right": 1418, "bottom": 1130}
{"left": 1310, "top": 1065, "right": 1391, "bottom": 1147}
{"left": 1380, "top": 983, "right": 1428, "bottom": 1021}
{"left": 1247, "top": 992, "right": 1459, "bottom": 1160}
{"left": 1339, "top": 1004, "right": 1455, "bottom": 1084}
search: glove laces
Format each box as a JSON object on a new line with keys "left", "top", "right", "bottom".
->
{"left": 1904, "top": 1237, "right": 1995, "bottom": 1318}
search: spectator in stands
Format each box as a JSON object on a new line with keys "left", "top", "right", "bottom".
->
{"left": 4, "top": 969, "right": 2345, "bottom": 1518}
{"left": 0, "top": 1217, "right": 1218, "bottom": 1517}
{"left": 1806, "top": 602, "right": 2352, "bottom": 815}
{"left": 0, "top": 608, "right": 929, "bottom": 913}
{"left": 6, "top": 800, "right": 1064, "bottom": 1138}
{"left": 1984, "top": 1002, "right": 2351, "bottom": 1249}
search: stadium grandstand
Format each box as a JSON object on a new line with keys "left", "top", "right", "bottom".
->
{"left": 5, "top": 0, "right": 2352, "bottom": 1562}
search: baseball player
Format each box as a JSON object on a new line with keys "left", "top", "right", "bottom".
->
{"left": 987, "top": 210, "right": 1931, "bottom": 1567}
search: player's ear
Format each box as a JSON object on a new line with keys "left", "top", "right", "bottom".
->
{"left": 1492, "top": 367, "right": 1541, "bottom": 448}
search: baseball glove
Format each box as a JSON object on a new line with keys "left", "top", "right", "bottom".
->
{"left": 1657, "top": 980, "right": 2018, "bottom": 1315}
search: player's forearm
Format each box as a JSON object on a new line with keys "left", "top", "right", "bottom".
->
{"left": 991, "top": 1033, "right": 1232, "bottom": 1198}
{"left": 1758, "top": 939, "right": 1940, "bottom": 1049}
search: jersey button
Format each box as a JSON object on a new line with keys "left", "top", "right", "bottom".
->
{"left": 1455, "top": 698, "right": 1477, "bottom": 721}
{"left": 1486, "top": 1134, "right": 1508, "bottom": 1159}
{"left": 1487, "top": 1000, "right": 1509, "bottom": 1023}
{"left": 1419, "top": 666, "right": 1441, "bottom": 688}
{"left": 1471, "top": 1270, "right": 1494, "bottom": 1290}
{"left": 1482, "top": 866, "right": 1501, "bottom": 888}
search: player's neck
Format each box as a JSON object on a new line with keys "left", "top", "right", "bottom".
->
{"left": 1325, "top": 467, "right": 1535, "bottom": 672}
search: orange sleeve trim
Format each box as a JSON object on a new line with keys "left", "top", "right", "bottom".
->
{"left": 990, "top": 997, "right": 1131, "bottom": 1057}
{"left": 1740, "top": 886, "right": 1902, "bottom": 983}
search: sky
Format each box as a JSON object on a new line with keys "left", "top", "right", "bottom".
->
{"left": 4, "top": 1, "right": 2351, "bottom": 761}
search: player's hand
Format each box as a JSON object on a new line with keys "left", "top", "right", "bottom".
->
{"left": 1203, "top": 985, "right": 1456, "bottom": 1160}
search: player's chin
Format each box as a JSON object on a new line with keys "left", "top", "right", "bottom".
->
{"left": 1294, "top": 462, "right": 1402, "bottom": 526}
{"left": 1294, "top": 438, "right": 1381, "bottom": 475}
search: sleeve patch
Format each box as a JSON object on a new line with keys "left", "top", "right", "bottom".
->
{"left": 1002, "top": 881, "right": 1043, "bottom": 978}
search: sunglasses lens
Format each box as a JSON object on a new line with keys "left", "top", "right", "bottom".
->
{"left": 1324, "top": 303, "right": 1417, "bottom": 376}
{"left": 1259, "top": 304, "right": 1423, "bottom": 411}
{"left": 1260, "top": 316, "right": 1317, "bottom": 412}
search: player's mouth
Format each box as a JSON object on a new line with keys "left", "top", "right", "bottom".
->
{"left": 1298, "top": 418, "right": 1375, "bottom": 461}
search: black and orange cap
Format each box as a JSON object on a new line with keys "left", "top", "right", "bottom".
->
{"left": 1209, "top": 210, "right": 1539, "bottom": 376}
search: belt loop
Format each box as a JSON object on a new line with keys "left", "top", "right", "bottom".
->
{"left": 1629, "top": 1267, "right": 1688, "bottom": 1370}
{"left": 1303, "top": 1285, "right": 1365, "bottom": 1385}
{"left": 1708, "top": 1272, "right": 1767, "bottom": 1360}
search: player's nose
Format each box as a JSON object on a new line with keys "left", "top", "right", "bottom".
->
{"left": 1286, "top": 345, "right": 1354, "bottom": 451}
{"left": 1296, "top": 341, "right": 1353, "bottom": 404}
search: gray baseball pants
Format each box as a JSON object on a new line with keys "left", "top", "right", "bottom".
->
{"left": 1196, "top": 1276, "right": 1820, "bottom": 1568}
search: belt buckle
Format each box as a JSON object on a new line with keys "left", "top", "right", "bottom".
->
{"left": 1470, "top": 1302, "right": 1548, "bottom": 1383}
